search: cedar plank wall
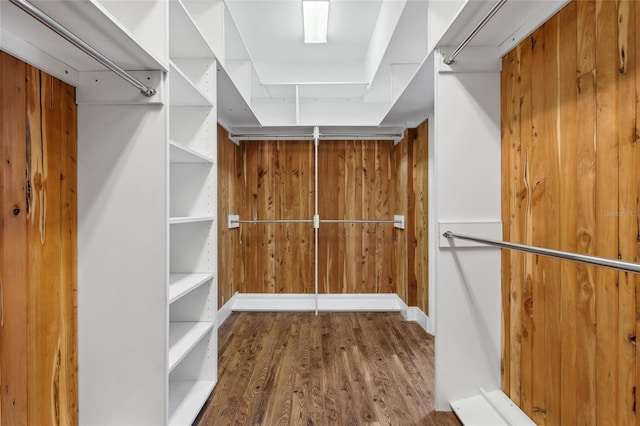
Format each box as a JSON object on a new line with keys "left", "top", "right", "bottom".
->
{"left": 218, "top": 121, "right": 428, "bottom": 313}
{"left": 0, "top": 51, "right": 78, "bottom": 425}
{"left": 501, "top": 1, "right": 640, "bottom": 424}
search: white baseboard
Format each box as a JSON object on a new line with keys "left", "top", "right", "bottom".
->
{"left": 216, "top": 292, "right": 238, "bottom": 327}
{"left": 230, "top": 293, "right": 404, "bottom": 312}
{"left": 396, "top": 296, "right": 432, "bottom": 334}
{"left": 406, "top": 307, "right": 430, "bottom": 334}
{"left": 216, "top": 293, "right": 431, "bottom": 335}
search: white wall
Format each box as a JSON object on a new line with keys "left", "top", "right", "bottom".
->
{"left": 78, "top": 102, "right": 168, "bottom": 425}
{"left": 431, "top": 47, "right": 502, "bottom": 409}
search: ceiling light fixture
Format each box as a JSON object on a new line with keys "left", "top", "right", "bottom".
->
{"left": 303, "top": 0, "right": 329, "bottom": 44}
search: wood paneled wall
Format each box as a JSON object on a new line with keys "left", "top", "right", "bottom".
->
{"left": 218, "top": 121, "right": 428, "bottom": 313}
{"left": 0, "top": 51, "right": 77, "bottom": 425}
{"left": 393, "top": 123, "right": 429, "bottom": 313}
{"left": 218, "top": 130, "right": 315, "bottom": 303}
{"left": 501, "top": 1, "right": 640, "bottom": 423}
{"left": 318, "top": 139, "right": 396, "bottom": 296}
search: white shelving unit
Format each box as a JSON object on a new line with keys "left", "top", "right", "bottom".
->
{"left": 4, "top": 0, "right": 219, "bottom": 424}
{"left": 170, "top": 273, "right": 215, "bottom": 303}
{"left": 168, "top": 1, "right": 218, "bottom": 424}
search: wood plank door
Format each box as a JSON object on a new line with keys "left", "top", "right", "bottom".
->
{"left": 0, "top": 51, "right": 78, "bottom": 426}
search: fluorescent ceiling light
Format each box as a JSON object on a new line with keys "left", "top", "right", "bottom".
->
{"left": 303, "top": 1, "right": 329, "bottom": 43}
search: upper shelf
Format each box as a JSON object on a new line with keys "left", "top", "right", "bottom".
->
{"left": 169, "top": 0, "right": 214, "bottom": 59}
{"left": 170, "top": 62, "right": 215, "bottom": 107}
{"left": 169, "top": 216, "right": 215, "bottom": 225}
{"left": 169, "top": 273, "right": 214, "bottom": 304}
{"left": 0, "top": 0, "right": 167, "bottom": 74}
{"left": 170, "top": 142, "right": 214, "bottom": 164}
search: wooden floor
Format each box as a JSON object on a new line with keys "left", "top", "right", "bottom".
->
{"left": 195, "top": 312, "right": 461, "bottom": 426}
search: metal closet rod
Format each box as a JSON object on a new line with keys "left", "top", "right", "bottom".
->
{"left": 234, "top": 219, "right": 314, "bottom": 224}
{"left": 443, "top": 0, "right": 508, "bottom": 65}
{"left": 231, "top": 218, "right": 401, "bottom": 224}
{"left": 229, "top": 134, "right": 404, "bottom": 142}
{"left": 10, "top": 0, "right": 156, "bottom": 97}
{"left": 322, "top": 219, "right": 399, "bottom": 224}
{"left": 443, "top": 231, "right": 640, "bottom": 274}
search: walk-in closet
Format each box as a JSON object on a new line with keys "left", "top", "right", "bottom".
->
{"left": 3, "top": 0, "right": 639, "bottom": 425}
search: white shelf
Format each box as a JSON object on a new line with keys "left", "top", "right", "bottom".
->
{"left": 169, "top": 380, "right": 216, "bottom": 426}
{"left": 166, "top": 0, "right": 218, "bottom": 421}
{"left": 169, "top": 0, "right": 214, "bottom": 59}
{"left": 169, "top": 322, "right": 215, "bottom": 372}
{"left": 450, "top": 389, "right": 535, "bottom": 426}
{"left": 169, "top": 216, "right": 214, "bottom": 225}
{"left": 170, "top": 62, "right": 214, "bottom": 107}
{"left": 170, "top": 141, "right": 214, "bottom": 164}
{"left": 169, "top": 273, "right": 214, "bottom": 304}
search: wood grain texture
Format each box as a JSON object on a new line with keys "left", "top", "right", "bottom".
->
{"left": 195, "top": 312, "right": 460, "bottom": 426}
{"left": 558, "top": 4, "right": 578, "bottom": 425}
{"left": 635, "top": 5, "right": 640, "bottom": 426}
{"left": 414, "top": 122, "right": 429, "bottom": 315}
{"left": 518, "top": 38, "right": 534, "bottom": 417}
{"left": 594, "top": 1, "right": 620, "bottom": 424}
{"left": 505, "top": 45, "right": 523, "bottom": 406}
{"left": 542, "top": 16, "right": 561, "bottom": 425}
{"left": 217, "top": 126, "right": 429, "bottom": 313}
{"left": 0, "top": 50, "right": 29, "bottom": 426}
{"left": 616, "top": 4, "right": 637, "bottom": 426}
{"left": 500, "top": 47, "right": 512, "bottom": 398}
{"left": 576, "top": 4, "right": 597, "bottom": 424}
{"left": 59, "top": 75, "right": 78, "bottom": 426}
{"left": 319, "top": 140, "right": 398, "bottom": 296}
{"left": 501, "top": 1, "right": 640, "bottom": 423}
{"left": 529, "top": 25, "right": 547, "bottom": 425}
{"left": 393, "top": 136, "right": 409, "bottom": 302}
{"left": 0, "top": 52, "right": 77, "bottom": 426}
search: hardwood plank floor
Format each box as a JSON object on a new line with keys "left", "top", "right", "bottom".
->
{"left": 195, "top": 312, "right": 461, "bottom": 426}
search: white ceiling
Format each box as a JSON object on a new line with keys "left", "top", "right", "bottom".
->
{"left": 220, "top": 0, "right": 432, "bottom": 130}
{"left": 225, "top": 0, "right": 383, "bottom": 64}
{"left": 217, "top": 0, "right": 569, "bottom": 137}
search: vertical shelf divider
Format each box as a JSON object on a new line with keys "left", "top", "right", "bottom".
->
{"left": 167, "top": 1, "right": 218, "bottom": 424}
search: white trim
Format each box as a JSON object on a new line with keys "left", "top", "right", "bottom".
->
{"left": 215, "top": 293, "right": 432, "bottom": 335}
{"left": 231, "top": 293, "right": 404, "bottom": 312}
{"left": 497, "top": 0, "right": 569, "bottom": 58}
{"left": 1, "top": 28, "right": 79, "bottom": 87}
{"left": 396, "top": 295, "right": 432, "bottom": 335}
{"left": 216, "top": 292, "right": 238, "bottom": 327}
{"left": 406, "top": 307, "right": 430, "bottom": 334}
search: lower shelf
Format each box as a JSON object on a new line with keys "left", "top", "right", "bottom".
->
{"left": 169, "top": 380, "right": 216, "bottom": 426}
{"left": 169, "top": 273, "right": 214, "bottom": 304}
{"left": 450, "top": 389, "right": 535, "bottom": 426}
{"left": 169, "top": 322, "right": 215, "bottom": 372}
